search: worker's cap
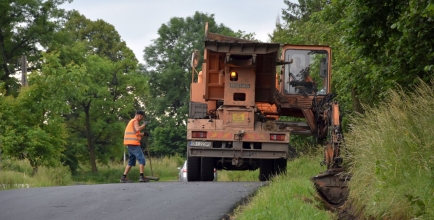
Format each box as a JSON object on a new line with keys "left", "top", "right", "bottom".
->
{"left": 136, "top": 110, "right": 145, "bottom": 116}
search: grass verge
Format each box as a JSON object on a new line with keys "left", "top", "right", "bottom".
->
{"left": 344, "top": 80, "right": 434, "bottom": 219}
{"left": 0, "top": 159, "right": 73, "bottom": 189}
{"left": 228, "top": 154, "right": 335, "bottom": 220}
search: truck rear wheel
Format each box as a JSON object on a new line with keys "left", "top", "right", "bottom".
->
{"left": 274, "top": 158, "right": 287, "bottom": 175}
{"left": 187, "top": 156, "right": 201, "bottom": 181}
{"left": 200, "top": 157, "right": 214, "bottom": 181}
{"left": 259, "top": 159, "right": 273, "bottom": 181}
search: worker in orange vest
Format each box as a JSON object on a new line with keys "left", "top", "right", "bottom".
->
{"left": 120, "top": 110, "right": 149, "bottom": 183}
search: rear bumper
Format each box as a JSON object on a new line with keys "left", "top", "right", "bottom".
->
{"left": 188, "top": 143, "right": 289, "bottom": 159}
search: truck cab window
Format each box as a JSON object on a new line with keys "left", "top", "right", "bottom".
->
{"left": 284, "top": 49, "right": 328, "bottom": 95}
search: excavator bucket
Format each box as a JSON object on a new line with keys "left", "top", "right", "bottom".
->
{"left": 312, "top": 168, "right": 351, "bottom": 207}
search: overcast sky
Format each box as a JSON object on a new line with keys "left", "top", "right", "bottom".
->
{"left": 59, "top": 0, "right": 289, "bottom": 63}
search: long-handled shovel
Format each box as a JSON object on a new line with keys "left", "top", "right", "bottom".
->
{"left": 144, "top": 135, "right": 159, "bottom": 181}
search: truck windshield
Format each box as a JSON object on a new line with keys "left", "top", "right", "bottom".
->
{"left": 283, "top": 49, "right": 329, "bottom": 95}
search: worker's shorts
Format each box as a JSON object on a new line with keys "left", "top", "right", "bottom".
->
{"left": 127, "top": 146, "right": 146, "bottom": 166}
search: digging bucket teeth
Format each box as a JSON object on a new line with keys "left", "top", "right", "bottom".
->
{"left": 312, "top": 168, "right": 351, "bottom": 207}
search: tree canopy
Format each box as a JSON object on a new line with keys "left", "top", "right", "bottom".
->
{"left": 0, "top": 0, "right": 71, "bottom": 96}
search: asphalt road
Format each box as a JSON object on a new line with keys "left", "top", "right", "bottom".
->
{"left": 0, "top": 181, "right": 265, "bottom": 220}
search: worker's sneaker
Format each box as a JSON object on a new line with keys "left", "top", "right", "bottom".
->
{"left": 139, "top": 176, "right": 149, "bottom": 182}
{"left": 120, "top": 176, "right": 132, "bottom": 183}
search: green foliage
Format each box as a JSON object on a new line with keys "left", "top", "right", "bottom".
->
{"left": 0, "top": 84, "right": 68, "bottom": 174}
{"left": 282, "top": 0, "right": 330, "bottom": 23}
{"left": 274, "top": 0, "right": 332, "bottom": 44}
{"left": 149, "top": 117, "right": 187, "bottom": 156}
{"left": 345, "top": 80, "right": 434, "bottom": 219}
{"left": 343, "top": 0, "right": 434, "bottom": 106}
{"left": 61, "top": 11, "right": 137, "bottom": 63}
{"left": 0, "top": 0, "right": 71, "bottom": 96}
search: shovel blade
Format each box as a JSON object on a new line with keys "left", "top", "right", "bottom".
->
{"left": 146, "top": 176, "right": 159, "bottom": 181}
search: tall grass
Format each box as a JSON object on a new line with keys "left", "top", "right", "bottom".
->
{"left": 229, "top": 154, "right": 335, "bottom": 220}
{"left": 345, "top": 80, "right": 434, "bottom": 219}
{"left": 0, "top": 159, "right": 73, "bottom": 190}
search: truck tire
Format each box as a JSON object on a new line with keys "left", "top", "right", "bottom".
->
{"left": 274, "top": 158, "right": 287, "bottom": 175}
{"left": 201, "top": 157, "right": 214, "bottom": 181}
{"left": 259, "top": 159, "right": 273, "bottom": 181}
{"left": 187, "top": 156, "right": 201, "bottom": 181}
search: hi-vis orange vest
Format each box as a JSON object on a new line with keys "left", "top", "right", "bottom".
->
{"left": 124, "top": 119, "right": 141, "bottom": 146}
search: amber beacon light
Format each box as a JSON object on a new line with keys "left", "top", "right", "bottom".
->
{"left": 230, "top": 71, "right": 238, "bottom": 81}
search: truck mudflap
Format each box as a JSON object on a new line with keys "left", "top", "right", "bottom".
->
{"left": 312, "top": 168, "right": 351, "bottom": 207}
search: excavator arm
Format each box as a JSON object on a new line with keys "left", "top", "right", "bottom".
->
{"left": 312, "top": 98, "right": 350, "bottom": 207}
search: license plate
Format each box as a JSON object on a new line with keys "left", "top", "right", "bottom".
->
{"left": 189, "top": 141, "right": 212, "bottom": 147}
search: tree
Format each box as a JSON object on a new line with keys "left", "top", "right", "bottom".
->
{"left": 344, "top": 0, "right": 434, "bottom": 103}
{"left": 142, "top": 12, "right": 251, "bottom": 156}
{"left": 0, "top": 0, "right": 71, "bottom": 96}
{"left": 48, "top": 12, "right": 147, "bottom": 173}
{"left": 282, "top": 0, "right": 330, "bottom": 23}
{"left": 0, "top": 51, "right": 73, "bottom": 175}
{"left": 273, "top": 0, "right": 332, "bottom": 45}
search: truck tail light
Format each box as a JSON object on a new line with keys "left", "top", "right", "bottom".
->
{"left": 192, "top": 131, "right": 207, "bottom": 138}
{"left": 270, "top": 134, "right": 285, "bottom": 141}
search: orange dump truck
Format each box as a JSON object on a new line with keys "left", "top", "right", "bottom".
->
{"left": 186, "top": 24, "right": 347, "bottom": 206}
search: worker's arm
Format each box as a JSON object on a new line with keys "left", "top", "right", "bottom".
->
{"left": 134, "top": 120, "right": 147, "bottom": 133}
{"left": 306, "top": 75, "right": 314, "bottom": 83}
{"left": 137, "top": 133, "right": 145, "bottom": 137}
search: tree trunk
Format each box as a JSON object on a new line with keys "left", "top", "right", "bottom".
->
{"left": 84, "top": 103, "right": 98, "bottom": 173}
{"left": 88, "top": 145, "right": 97, "bottom": 173}
{"left": 29, "top": 158, "right": 38, "bottom": 176}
